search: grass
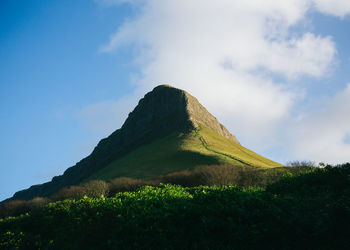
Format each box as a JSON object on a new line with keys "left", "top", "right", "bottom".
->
{"left": 86, "top": 124, "right": 281, "bottom": 182}
{"left": 196, "top": 125, "right": 281, "bottom": 168}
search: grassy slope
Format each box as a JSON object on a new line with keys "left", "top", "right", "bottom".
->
{"left": 197, "top": 125, "right": 281, "bottom": 168}
{"left": 86, "top": 125, "right": 282, "bottom": 182}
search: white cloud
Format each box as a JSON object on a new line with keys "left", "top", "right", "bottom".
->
{"left": 312, "top": 0, "right": 350, "bottom": 17}
{"left": 291, "top": 84, "right": 350, "bottom": 164}
{"left": 261, "top": 33, "right": 336, "bottom": 78}
{"left": 99, "top": 0, "right": 336, "bottom": 140}
{"left": 93, "top": 0, "right": 350, "bottom": 163}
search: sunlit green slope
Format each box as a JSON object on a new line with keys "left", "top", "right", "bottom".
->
{"left": 86, "top": 125, "right": 282, "bottom": 182}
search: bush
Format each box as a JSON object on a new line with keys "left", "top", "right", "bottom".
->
{"left": 160, "top": 165, "right": 251, "bottom": 186}
{"left": 193, "top": 165, "right": 245, "bottom": 186}
{"left": 267, "top": 163, "right": 350, "bottom": 195}
{"left": 108, "top": 177, "right": 146, "bottom": 196}
{"left": 0, "top": 198, "right": 50, "bottom": 219}
{"left": 286, "top": 160, "right": 316, "bottom": 167}
{"left": 51, "top": 185, "right": 87, "bottom": 201}
{"left": 1, "top": 164, "right": 317, "bottom": 219}
{"left": 27, "top": 197, "right": 50, "bottom": 210}
{"left": 160, "top": 170, "right": 196, "bottom": 186}
{"left": 1, "top": 163, "right": 350, "bottom": 250}
{"left": 161, "top": 165, "right": 281, "bottom": 187}
{"left": 82, "top": 180, "right": 109, "bottom": 198}
{"left": 0, "top": 200, "right": 29, "bottom": 218}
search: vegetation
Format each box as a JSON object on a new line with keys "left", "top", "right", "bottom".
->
{"left": 11, "top": 86, "right": 283, "bottom": 201}
{"left": 159, "top": 164, "right": 313, "bottom": 187}
{"left": 11, "top": 123, "right": 281, "bottom": 201}
{"left": 87, "top": 125, "right": 281, "bottom": 182}
{"left": 1, "top": 163, "right": 349, "bottom": 249}
{"left": 0, "top": 164, "right": 313, "bottom": 218}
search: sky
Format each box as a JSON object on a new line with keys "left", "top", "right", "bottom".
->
{"left": 1, "top": 0, "right": 350, "bottom": 201}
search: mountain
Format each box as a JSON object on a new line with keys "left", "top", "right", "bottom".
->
{"left": 10, "top": 85, "right": 281, "bottom": 200}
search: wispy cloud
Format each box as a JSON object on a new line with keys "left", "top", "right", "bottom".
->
{"left": 312, "top": 0, "right": 350, "bottom": 18}
{"left": 77, "top": 97, "right": 137, "bottom": 134}
{"left": 91, "top": 0, "right": 350, "bottom": 163}
{"left": 290, "top": 83, "right": 350, "bottom": 164}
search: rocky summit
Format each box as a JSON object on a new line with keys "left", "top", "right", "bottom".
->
{"left": 126, "top": 85, "right": 239, "bottom": 143}
{"left": 10, "top": 85, "right": 281, "bottom": 201}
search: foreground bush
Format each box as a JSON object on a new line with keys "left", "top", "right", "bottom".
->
{"left": 0, "top": 164, "right": 315, "bottom": 218}
{"left": 0, "top": 165, "right": 315, "bottom": 218}
{"left": 1, "top": 163, "right": 349, "bottom": 249}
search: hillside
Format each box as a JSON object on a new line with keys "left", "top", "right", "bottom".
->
{"left": 9, "top": 85, "right": 281, "bottom": 201}
{"left": 87, "top": 125, "right": 280, "bottom": 182}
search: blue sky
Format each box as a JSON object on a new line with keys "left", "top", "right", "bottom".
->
{"left": 1, "top": 0, "right": 350, "bottom": 201}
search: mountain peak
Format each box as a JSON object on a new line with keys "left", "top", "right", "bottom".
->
{"left": 11, "top": 85, "right": 246, "bottom": 200}
{"left": 152, "top": 84, "right": 177, "bottom": 90}
{"left": 135, "top": 84, "right": 239, "bottom": 143}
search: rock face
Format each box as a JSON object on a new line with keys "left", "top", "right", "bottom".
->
{"left": 184, "top": 88, "right": 239, "bottom": 143}
{"left": 121, "top": 85, "right": 238, "bottom": 143}
{"left": 11, "top": 85, "right": 239, "bottom": 200}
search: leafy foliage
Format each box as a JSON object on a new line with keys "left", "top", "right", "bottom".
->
{"left": 1, "top": 163, "right": 349, "bottom": 249}
{"left": 0, "top": 164, "right": 314, "bottom": 218}
{"left": 0, "top": 165, "right": 316, "bottom": 218}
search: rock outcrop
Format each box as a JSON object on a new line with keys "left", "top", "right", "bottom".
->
{"left": 183, "top": 87, "right": 239, "bottom": 143}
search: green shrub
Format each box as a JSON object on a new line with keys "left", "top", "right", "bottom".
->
{"left": 1, "top": 164, "right": 316, "bottom": 219}
{"left": 1, "top": 164, "right": 349, "bottom": 249}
